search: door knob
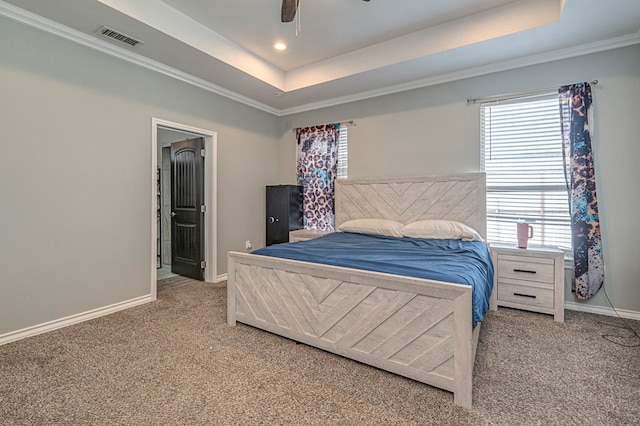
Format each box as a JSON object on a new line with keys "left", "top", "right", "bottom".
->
{"left": 171, "top": 212, "right": 176, "bottom": 217}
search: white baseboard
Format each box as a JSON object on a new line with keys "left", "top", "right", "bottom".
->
{"left": 0, "top": 273, "right": 227, "bottom": 346}
{"left": 565, "top": 302, "right": 640, "bottom": 321}
{"left": 0, "top": 294, "right": 155, "bottom": 346}
{"left": 2, "top": 284, "right": 632, "bottom": 348}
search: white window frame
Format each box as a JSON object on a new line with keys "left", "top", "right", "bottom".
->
{"left": 480, "top": 94, "right": 572, "bottom": 252}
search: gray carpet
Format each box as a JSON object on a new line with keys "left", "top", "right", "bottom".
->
{"left": 1, "top": 277, "right": 638, "bottom": 425}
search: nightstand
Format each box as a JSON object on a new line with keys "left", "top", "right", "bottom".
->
{"left": 490, "top": 243, "right": 565, "bottom": 323}
{"left": 289, "top": 229, "right": 333, "bottom": 242}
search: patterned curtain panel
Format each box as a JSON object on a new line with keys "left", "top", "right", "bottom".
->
{"left": 559, "top": 82, "right": 604, "bottom": 300}
{"left": 296, "top": 124, "right": 340, "bottom": 231}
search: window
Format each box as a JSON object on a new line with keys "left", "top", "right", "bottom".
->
{"left": 481, "top": 94, "right": 571, "bottom": 250}
{"left": 296, "top": 124, "right": 347, "bottom": 231}
{"left": 337, "top": 126, "right": 348, "bottom": 179}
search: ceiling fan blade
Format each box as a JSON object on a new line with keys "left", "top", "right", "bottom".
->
{"left": 281, "top": 0, "right": 298, "bottom": 23}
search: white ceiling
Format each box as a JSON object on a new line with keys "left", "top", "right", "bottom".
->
{"left": 2, "top": 0, "right": 639, "bottom": 115}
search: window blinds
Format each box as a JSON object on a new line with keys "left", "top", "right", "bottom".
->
{"left": 337, "top": 126, "right": 348, "bottom": 179}
{"left": 481, "top": 95, "right": 571, "bottom": 249}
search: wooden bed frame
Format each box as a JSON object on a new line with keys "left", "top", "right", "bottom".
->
{"left": 227, "top": 173, "right": 487, "bottom": 408}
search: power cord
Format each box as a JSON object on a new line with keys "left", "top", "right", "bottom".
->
{"left": 597, "top": 282, "right": 640, "bottom": 348}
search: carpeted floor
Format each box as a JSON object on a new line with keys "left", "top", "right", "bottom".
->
{"left": 1, "top": 277, "right": 638, "bottom": 425}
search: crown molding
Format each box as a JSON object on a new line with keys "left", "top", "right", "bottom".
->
{"left": 278, "top": 30, "right": 640, "bottom": 116}
{"left": 2, "top": 1, "right": 639, "bottom": 117}
{"left": 0, "top": 1, "right": 280, "bottom": 116}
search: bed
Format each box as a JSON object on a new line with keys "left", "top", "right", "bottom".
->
{"left": 227, "top": 173, "right": 491, "bottom": 408}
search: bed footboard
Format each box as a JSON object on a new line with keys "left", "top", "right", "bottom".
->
{"left": 227, "top": 251, "right": 476, "bottom": 408}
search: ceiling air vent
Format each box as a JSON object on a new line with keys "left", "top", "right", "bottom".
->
{"left": 96, "top": 26, "right": 143, "bottom": 48}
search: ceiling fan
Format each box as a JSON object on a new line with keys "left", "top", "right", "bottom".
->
{"left": 281, "top": 0, "right": 370, "bottom": 23}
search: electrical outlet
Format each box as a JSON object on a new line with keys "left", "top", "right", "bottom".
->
{"left": 245, "top": 240, "right": 253, "bottom": 250}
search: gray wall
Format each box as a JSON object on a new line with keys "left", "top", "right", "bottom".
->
{"left": 277, "top": 44, "right": 640, "bottom": 314}
{"left": 1, "top": 13, "right": 638, "bottom": 340}
{"left": 0, "top": 17, "right": 279, "bottom": 335}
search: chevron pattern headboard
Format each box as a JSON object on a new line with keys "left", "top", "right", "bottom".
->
{"left": 335, "top": 173, "right": 487, "bottom": 239}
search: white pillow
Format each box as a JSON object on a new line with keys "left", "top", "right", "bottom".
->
{"left": 401, "top": 220, "right": 484, "bottom": 241}
{"left": 338, "top": 218, "right": 404, "bottom": 238}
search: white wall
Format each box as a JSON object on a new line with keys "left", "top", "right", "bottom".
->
{"left": 0, "top": 17, "right": 279, "bottom": 337}
{"left": 277, "top": 44, "right": 640, "bottom": 315}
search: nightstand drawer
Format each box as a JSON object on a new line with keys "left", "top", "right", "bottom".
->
{"left": 497, "top": 256, "right": 555, "bottom": 284}
{"left": 498, "top": 282, "right": 554, "bottom": 309}
{"left": 490, "top": 243, "right": 564, "bottom": 322}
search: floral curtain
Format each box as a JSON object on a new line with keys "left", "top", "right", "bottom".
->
{"left": 559, "top": 82, "right": 604, "bottom": 300}
{"left": 296, "top": 124, "right": 341, "bottom": 231}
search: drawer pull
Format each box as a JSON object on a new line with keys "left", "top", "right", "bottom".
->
{"left": 513, "top": 268, "right": 536, "bottom": 274}
{"left": 514, "top": 292, "right": 536, "bottom": 299}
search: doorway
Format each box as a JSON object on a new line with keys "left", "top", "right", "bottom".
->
{"left": 151, "top": 118, "right": 217, "bottom": 298}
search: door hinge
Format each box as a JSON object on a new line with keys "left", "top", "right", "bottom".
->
{"left": 200, "top": 260, "right": 207, "bottom": 269}
{"left": 201, "top": 205, "right": 206, "bottom": 213}
{"left": 200, "top": 149, "right": 205, "bottom": 157}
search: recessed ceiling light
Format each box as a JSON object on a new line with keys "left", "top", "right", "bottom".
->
{"left": 274, "top": 42, "right": 287, "bottom": 51}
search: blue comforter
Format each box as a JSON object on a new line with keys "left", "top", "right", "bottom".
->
{"left": 253, "top": 232, "right": 494, "bottom": 327}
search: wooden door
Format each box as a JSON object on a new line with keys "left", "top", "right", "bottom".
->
{"left": 171, "top": 138, "right": 205, "bottom": 281}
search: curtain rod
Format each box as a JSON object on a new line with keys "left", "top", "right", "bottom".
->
{"left": 466, "top": 80, "right": 599, "bottom": 104}
{"left": 292, "top": 120, "right": 355, "bottom": 132}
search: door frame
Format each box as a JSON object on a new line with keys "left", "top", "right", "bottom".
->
{"left": 151, "top": 118, "right": 218, "bottom": 297}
